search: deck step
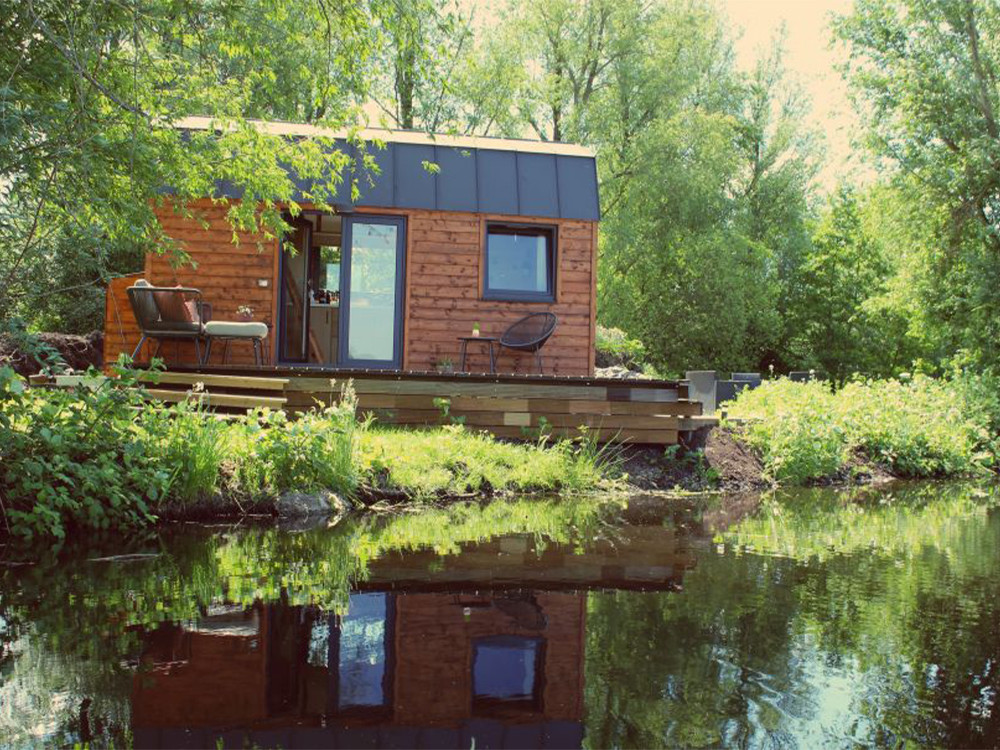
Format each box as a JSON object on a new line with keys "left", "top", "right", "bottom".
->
{"left": 37, "top": 367, "right": 716, "bottom": 445}
{"left": 144, "top": 388, "right": 287, "bottom": 410}
{"left": 139, "top": 372, "right": 290, "bottom": 391}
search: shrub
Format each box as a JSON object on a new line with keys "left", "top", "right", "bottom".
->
{"left": 838, "top": 376, "right": 987, "bottom": 477}
{"left": 595, "top": 325, "right": 647, "bottom": 369}
{"left": 227, "top": 382, "right": 358, "bottom": 498}
{"left": 0, "top": 362, "right": 171, "bottom": 539}
{"left": 726, "top": 376, "right": 993, "bottom": 484}
{"left": 725, "top": 380, "right": 846, "bottom": 483}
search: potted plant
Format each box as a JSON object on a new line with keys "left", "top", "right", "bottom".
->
{"left": 236, "top": 305, "right": 254, "bottom": 321}
{"left": 472, "top": 322, "right": 481, "bottom": 338}
{"left": 436, "top": 357, "right": 454, "bottom": 373}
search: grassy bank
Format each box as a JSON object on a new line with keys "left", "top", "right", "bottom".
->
{"left": 725, "top": 375, "right": 998, "bottom": 485}
{"left": 0, "top": 364, "right": 618, "bottom": 539}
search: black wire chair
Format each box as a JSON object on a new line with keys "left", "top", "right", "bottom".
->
{"left": 498, "top": 312, "right": 559, "bottom": 374}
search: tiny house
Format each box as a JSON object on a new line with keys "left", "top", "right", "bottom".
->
{"left": 105, "top": 117, "right": 601, "bottom": 377}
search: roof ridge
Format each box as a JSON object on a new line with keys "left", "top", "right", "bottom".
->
{"left": 173, "top": 116, "right": 595, "bottom": 158}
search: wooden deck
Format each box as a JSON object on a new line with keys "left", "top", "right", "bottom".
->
{"left": 132, "top": 365, "right": 714, "bottom": 445}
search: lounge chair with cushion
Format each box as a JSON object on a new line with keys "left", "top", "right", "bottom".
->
{"left": 498, "top": 312, "right": 559, "bottom": 374}
{"left": 127, "top": 280, "right": 269, "bottom": 366}
{"left": 127, "top": 280, "right": 209, "bottom": 364}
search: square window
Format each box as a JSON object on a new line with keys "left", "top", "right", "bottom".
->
{"left": 472, "top": 635, "right": 543, "bottom": 713}
{"left": 484, "top": 224, "right": 555, "bottom": 302}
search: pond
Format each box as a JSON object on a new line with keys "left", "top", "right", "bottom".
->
{"left": 1, "top": 483, "right": 998, "bottom": 748}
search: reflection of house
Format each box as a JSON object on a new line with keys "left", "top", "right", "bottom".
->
{"left": 131, "top": 528, "right": 694, "bottom": 748}
{"left": 132, "top": 593, "right": 586, "bottom": 749}
{"left": 363, "top": 526, "right": 695, "bottom": 592}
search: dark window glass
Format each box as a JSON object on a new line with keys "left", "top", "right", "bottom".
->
{"left": 472, "top": 635, "right": 542, "bottom": 703}
{"left": 484, "top": 224, "right": 555, "bottom": 301}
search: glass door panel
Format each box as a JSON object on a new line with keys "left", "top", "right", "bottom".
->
{"left": 279, "top": 223, "right": 311, "bottom": 362}
{"left": 340, "top": 217, "right": 405, "bottom": 368}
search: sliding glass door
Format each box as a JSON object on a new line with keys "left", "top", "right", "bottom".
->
{"left": 339, "top": 216, "right": 406, "bottom": 369}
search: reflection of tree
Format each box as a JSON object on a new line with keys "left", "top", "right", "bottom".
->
{"left": 583, "top": 484, "right": 1000, "bottom": 748}
{"left": 350, "top": 224, "right": 398, "bottom": 296}
{"left": 584, "top": 551, "right": 804, "bottom": 749}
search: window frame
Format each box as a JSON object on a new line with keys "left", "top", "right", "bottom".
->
{"left": 482, "top": 221, "right": 558, "bottom": 303}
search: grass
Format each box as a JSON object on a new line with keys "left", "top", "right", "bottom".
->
{"left": 356, "top": 424, "right": 615, "bottom": 498}
{"left": 0, "top": 365, "right": 619, "bottom": 538}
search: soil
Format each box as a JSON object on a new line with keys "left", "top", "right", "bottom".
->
{"left": 620, "top": 427, "right": 769, "bottom": 493}
{"left": 702, "top": 427, "right": 769, "bottom": 491}
{"left": 0, "top": 331, "right": 104, "bottom": 376}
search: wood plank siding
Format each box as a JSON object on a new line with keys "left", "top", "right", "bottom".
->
{"left": 402, "top": 208, "right": 597, "bottom": 376}
{"left": 103, "top": 199, "right": 599, "bottom": 376}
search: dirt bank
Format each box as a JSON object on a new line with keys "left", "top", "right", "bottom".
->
{"left": 621, "top": 427, "right": 768, "bottom": 493}
{"left": 620, "top": 426, "right": 906, "bottom": 493}
{"left": 0, "top": 331, "right": 103, "bottom": 376}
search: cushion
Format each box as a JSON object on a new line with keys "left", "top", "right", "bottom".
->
{"left": 204, "top": 321, "right": 268, "bottom": 338}
{"left": 153, "top": 286, "right": 194, "bottom": 324}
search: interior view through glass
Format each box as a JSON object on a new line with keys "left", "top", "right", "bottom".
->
{"left": 345, "top": 221, "right": 399, "bottom": 364}
{"left": 280, "top": 213, "right": 343, "bottom": 365}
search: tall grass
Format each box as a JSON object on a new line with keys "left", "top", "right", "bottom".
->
{"left": 356, "top": 424, "right": 614, "bottom": 498}
{"left": 726, "top": 376, "right": 993, "bottom": 484}
{"left": 143, "top": 397, "right": 229, "bottom": 503}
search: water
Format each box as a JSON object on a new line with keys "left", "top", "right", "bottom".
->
{"left": 1, "top": 483, "right": 998, "bottom": 748}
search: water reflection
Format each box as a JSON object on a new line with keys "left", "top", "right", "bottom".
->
{"left": 1, "top": 485, "right": 998, "bottom": 748}
{"left": 133, "top": 593, "right": 585, "bottom": 748}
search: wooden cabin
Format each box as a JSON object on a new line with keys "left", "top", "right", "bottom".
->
{"left": 98, "top": 118, "right": 713, "bottom": 445}
{"left": 104, "top": 117, "right": 601, "bottom": 377}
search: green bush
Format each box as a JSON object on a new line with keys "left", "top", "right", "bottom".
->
{"left": 0, "top": 367, "right": 361, "bottom": 538}
{"left": 595, "top": 325, "right": 647, "bottom": 369}
{"left": 0, "top": 363, "right": 171, "bottom": 539}
{"left": 726, "top": 376, "right": 993, "bottom": 484}
{"left": 838, "top": 377, "right": 987, "bottom": 477}
{"left": 726, "top": 380, "right": 846, "bottom": 483}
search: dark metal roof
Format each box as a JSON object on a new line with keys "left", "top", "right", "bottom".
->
{"left": 176, "top": 119, "right": 601, "bottom": 221}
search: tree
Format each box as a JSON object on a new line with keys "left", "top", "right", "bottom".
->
{"left": 835, "top": 0, "right": 1000, "bottom": 368}
{"left": 364, "top": 0, "right": 477, "bottom": 131}
{"left": 593, "top": 14, "right": 818, "bottom": 374}
{"left": 0, "top": 0, "right": 378, "bottom": 329}
{"left": 783, "top": 186, "right": 912, "bottom": 381}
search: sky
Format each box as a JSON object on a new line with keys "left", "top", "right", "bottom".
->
{"left": 721, "top": 0, "right": 863, "bottom": 189}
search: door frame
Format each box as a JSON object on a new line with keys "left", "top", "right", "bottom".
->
{"left": 338, "top": 214, "right": 407, "bottom": 370}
